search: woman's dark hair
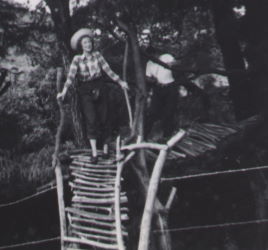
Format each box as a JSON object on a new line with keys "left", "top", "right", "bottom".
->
{"left": 77, "top": 35, "right": 94, "bottom": 53}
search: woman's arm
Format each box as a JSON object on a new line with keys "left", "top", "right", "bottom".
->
{"left": 96, "top": 52, "right": 128, "bottom": 89}
{"left": 57, "top": 56, "right": 79, "bottom": 99}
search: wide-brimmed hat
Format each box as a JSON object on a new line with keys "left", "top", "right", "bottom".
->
{"left": 70, "top": 28, "right": 93, "bottom": 51}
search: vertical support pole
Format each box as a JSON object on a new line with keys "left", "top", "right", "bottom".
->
{"left": 54, "top": 67, "right": 67, "bottom": 250}
{"left": 138, "top": 130, "right": 185, "bottom": 250}
{"left": 122, "top": 41, "right": 133, "bottom": 129}
{"left": 115, "top": 137, "right": 126, "bottom": 250}
{"left": 138, "top": 149, "right": 168, "bottom": 250}
{"left": 55, "top": 164, "right": 67, "bottom": 250}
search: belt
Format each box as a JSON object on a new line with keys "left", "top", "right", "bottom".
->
{"left": 78, "top": 77, "right": 102, "bottom": 85}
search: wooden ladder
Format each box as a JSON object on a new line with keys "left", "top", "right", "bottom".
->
{"left": 61, "top": 150, "right": 129, "bottom": 250}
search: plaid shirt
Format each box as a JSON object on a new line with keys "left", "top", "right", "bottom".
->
{"left": 65, "top": 51, "right": 121, "bottom": 87}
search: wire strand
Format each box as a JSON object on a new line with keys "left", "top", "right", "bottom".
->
{"left": 154, "top": 218, "right": 268, "bottom": 233}
{"left": 0, "top": 236, "right": 60, "bottom": 249}
{"left": 161, "top": 165, "right": 268, "bottom": 182}
{"left": 0, "top": 186, "right": 56, "bottom": 209}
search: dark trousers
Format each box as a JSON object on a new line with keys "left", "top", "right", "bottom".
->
{"left": 145, "top": 82, "right": 178, "bottom": 138}
{"left": 78, "top": 79, "right": 111, "bottom": 143}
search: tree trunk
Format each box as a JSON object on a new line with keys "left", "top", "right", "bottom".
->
{"left": 126, "top": 28, "right": 147, "bottom": 139}
{"left": 212, "top": 0, "right": 254, "bottom": 120}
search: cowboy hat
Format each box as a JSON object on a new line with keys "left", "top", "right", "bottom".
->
{"left": 70, "top": 28, "right": 93, "bottom": 51}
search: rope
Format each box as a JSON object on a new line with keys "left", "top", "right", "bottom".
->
{"left": 161, "top": 165, "right": 268, "bottom": 182}
{"left": 0, "top": 236, "right": 60, "bottom": 249}
{"left": 154, "top": 218, "right": 268, "bottom": 233}
{"left": 0, "top": 186, "right": 56, "bottom": 209}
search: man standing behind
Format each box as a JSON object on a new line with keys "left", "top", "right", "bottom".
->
{"left": 145, "top": 53, "right": 178, "bottom": 139}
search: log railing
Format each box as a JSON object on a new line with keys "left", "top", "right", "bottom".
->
{"left": 121, "top": 129, "right": 186, "bottom": 250}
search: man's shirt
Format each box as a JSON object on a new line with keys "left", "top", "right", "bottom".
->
{"left": 65, "top": 51, "right": 120, "bottom": 87}
{"left": 146, "top": 53, "right": 175, "bottom": 85}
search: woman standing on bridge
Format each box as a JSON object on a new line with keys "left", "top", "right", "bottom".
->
{"left": 57, "top": 28, "right": 129, "bottom": 164}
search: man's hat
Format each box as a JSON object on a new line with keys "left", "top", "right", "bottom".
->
{"left": 70, "top": 28, "right": 93, "bottom": 51}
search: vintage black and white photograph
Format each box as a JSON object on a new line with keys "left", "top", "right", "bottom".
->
{"left": 0, "top": 0, "right": 268, "bottom": 249}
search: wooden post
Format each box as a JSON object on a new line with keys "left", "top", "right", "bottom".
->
{"left": 54, "top": 67, "right": 67, "bottom": 250}
{"left": 55, "top": 164, "right": 67, "bottom": 250}
{"left": 122, "top": 41, "right": 133, "bottom": 129}
{"left": 138, "top": 149, "right": 168, "bottom": 250}
{"left": 165, "top": 187, "right": 177, "bottom": 211}
{"left": 115, "top": 137, "right": 126, "bottom": 250}
{"left": 138, "top": 130, "right": 185, "bottom": 250}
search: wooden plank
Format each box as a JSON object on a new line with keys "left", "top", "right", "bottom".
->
{"left": 66, "top": 207, "right": 115, "bottom": 221}
{"left": 71, "top": 170, "right": 115, "bottom": 179}
{"left": 69, "top": 182, "right": 114, "bottom": 192}
{"left": 72, "top": 159, "right": 117, "bottom": 168}
{"left": 66, "top": 247, "right": 89, "bottom": 250}
{"left": 70, "top": 215, "right": 115, "bottom": 228}
{"left": 72, "top": 203, "right": 129, "bottom": 213}
{"left": 64, "top": 236, "right": 119, "bottom": 250}
{"left": 72, "top": 230, "right": 117, "bottom": 242}
{"left": 72, "top": 203, "right": 112, "bottom": 213}
{"left": 72, "top": 195, "right": 128, "bottom": 205}
{"left": 74, "top": 178, "right": 113, "bottom": 188}
{"left": 73, "top": 190, "right": 126, "bottom": 198}
{"left": 71, "top": 160, "right": 115, "bottom": 167}
{"left": 71, "top": 223, "right": 128, "bottom": 236}
{"left": 71, "top": 172, "right": 116, "bottom": 183}
{"left": 70, "top": 166, "right": 117, "bottom": 174}
{"left": 67, "top": 207, "right": 129, "bottom": 221}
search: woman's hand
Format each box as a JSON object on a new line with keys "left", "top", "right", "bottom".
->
{"left": 119, "top": 81, "right": 129, "bottom": 90}
{"left": 57, "top": 92, "right": 65, "bottom": 100}
{"left": 57, "top": 86, "right": 68, "bottom": 100}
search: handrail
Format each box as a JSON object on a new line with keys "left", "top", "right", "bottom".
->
{"left": 114, "top": 137, "right": 135, "bottom": 250}
{"left": 53, "top": 67, "right": 67, "bottom": 250}
{"left": 138, "top": 129, "right": 186, "bottom": 250}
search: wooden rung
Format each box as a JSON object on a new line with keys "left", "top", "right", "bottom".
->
{"left": 66, "top": 207, "right": 115, "bottom": 221}
{"left": 72, "top": 203, "right": 112, "bottom": 212}
{"left": 72, "top": 195, "right": 128, "bottom": 205}
{"left": 70, "top": 149, "right": 103, "bottom": 154}
{"left": 70, "top": 166, "right": 117, "bottom": 174}
{"left": 72, "top": 159, "right": 117, "bottom": 168}
{"left": 74, "top": 179, "right": 113, "bottom": 188}
{"left": 70, "top": 214, "right": 128, "bottom": 229}
{"left": 71, "top": 170, "right": 115, "bottom": 179}
{"left": 66, "top": 247, "right": 89, "bottom": 250}
{"left": 71, "top": 153, "right": 115, "bottom": 159}
{"left": 70, "top": 215, "right": 115, "bottom": 228}
{"left": 73, "top": 190, "right": 126, "bottom": 198}
{"left": 71, "top": 160, "right": 116, "bottom": 168}
{"left": 64, "top": 236, "right": 119, "bottom": 250}
{"left": 69, "top": 182, "right": 114, "bottom": 192}
{"left": 66, "top": 248, "right": 88, "bottom": 250}
{"left": 66, "top": 207, "right": 129, "bottom": 221}
{"left": 72, "top": 230, "right": 117, "bottom": 243}
{"left": 71, "top": 224, "right": 116, "bottom": 236}
{"left": 71, "top": 172, "right": 116, "bottom": 183}
{"left": 72, "top": 203, "right": 129, "bottom": 213}
{"left": 71, "top": 223, "right": 128, "bottom": 236}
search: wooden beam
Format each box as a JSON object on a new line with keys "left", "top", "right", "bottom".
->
{"left": 138, "top": 130, "right": 186, "bottom": 250}
{"left": 64, "top": 236, "right": 118, "bottom": 250}
{"left": 53, "top": 67, "right": 67, "bottom": 250}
